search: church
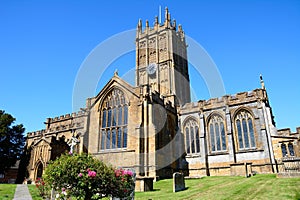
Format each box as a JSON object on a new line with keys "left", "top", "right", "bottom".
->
{"left": 25, "top": 8, "right": 299, "bottom": 189}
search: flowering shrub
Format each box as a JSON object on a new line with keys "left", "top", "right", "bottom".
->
{"left": 87, "top": 168, "right": 97, "bottom": 178}
{"left": 43, "top": 153, "right": 135, "bottom": 200}
{"left": 112, "top": 168, "right": 135, "bottom": 198}
{"left": 35, "top": 178, "right": 50, "bottom": 198}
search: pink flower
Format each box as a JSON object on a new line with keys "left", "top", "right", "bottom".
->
{"left": 123, "top": 170, "right": 133, "bottom": 176}
{"left": 88, "top": 170, "right": 96, "bottom": 178}
{"left": 62, "top": 187, "right": 66, "bottom": 191}
{"left": 115, "top": 169, "right": 121, "bottom": 177}
{"left": 78, "top": 173, "right": 83, "bottom": 177}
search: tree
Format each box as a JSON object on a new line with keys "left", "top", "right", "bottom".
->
{"left": 0, "top": 110, "right": 25, "bottom": 173}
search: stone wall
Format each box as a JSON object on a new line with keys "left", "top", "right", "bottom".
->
{"left": 178, "top": 88, "right": 276, "bottom": 176}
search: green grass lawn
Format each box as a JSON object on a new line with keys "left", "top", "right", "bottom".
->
{"left": 27, "top": 184, "right": 43, "bottom": 200}
{"left": 135, "top": 174, "right": 300, "bottom": 200}
{"left": 1, "top": 175, "right": 299, "bottom": 200}
{"left": 0, "top": 184, "right": 16, "bottom": 200}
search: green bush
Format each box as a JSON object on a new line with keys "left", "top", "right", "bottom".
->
{"left": 42, "top": 153, "right": 134, "bottom": 200}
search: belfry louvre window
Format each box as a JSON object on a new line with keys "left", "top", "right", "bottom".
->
{"left": 235, "top": 110, "right": 256, "bottom": 150}
{"left": 100, "top": 89, "right": 128, "bottom": 150}
{"left": 184, "top": 118, "right": 200, "bottom": 154}
{"left": 208, "top": 115, "right": 226, "bottom": 152}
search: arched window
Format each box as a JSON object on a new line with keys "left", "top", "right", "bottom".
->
{"left": 281, "top": 143, "right": 287, "bottom": 157}
{"left": 208, "top": 115, "right": 226, "bottom": 152}
{"left": 184, "top": 118, "right": 200, "bottom": 154}
{"left": 235, "top": 110, "right": 256, "bottom": 150}
{"left": 100, "top": 89, "right": 128, "bottom": 150}
{"left": 288, "top": 143, "right": 295, "bottom": 156}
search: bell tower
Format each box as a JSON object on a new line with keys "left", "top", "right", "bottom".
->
{"left": 135, "top": 7, "right": 191, "bottom": 105}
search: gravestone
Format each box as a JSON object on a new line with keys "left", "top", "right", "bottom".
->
{"left": 173, "top": 172, "right": 185, "bottom": 192}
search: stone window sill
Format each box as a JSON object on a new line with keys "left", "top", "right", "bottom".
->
{"left": 236, "top": 148, "right": 264, "bottom": 153}
{"left": 186, "top": 153, "right": 201, "bottom": 158}
{"left": 208, "top": 151, "right": 229, "bottom": 156}
{"left": 95, "top": 149, "right": 134, "bottom": 154}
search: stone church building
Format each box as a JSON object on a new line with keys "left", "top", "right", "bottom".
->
{"left": 25, "top": 8, "right": 299, "bottom": 187}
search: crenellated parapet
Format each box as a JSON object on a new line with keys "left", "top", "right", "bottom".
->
{"left": 47, "top": 110, "right": 86, "bottom": 123}
{"left": 180, "top": 88, "right": 268, "bottom": 113}
{"left": 27, "top": 129, "right": 46, "bottom": 138}
{"left": 277, "top": 127, "right": 300, "bottom": 137}
{"left": 27, "top": 110, "right": 88, "bottom": 140}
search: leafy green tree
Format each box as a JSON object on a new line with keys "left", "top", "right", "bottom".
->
{"left": 0, "top": 110, "right": 25, "bottom": 173}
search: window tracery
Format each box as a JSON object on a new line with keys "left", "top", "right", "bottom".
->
{"left": 184, "top": 118, "right": 200, "bottom": 154}
{"left": 100, "top": 89, "right": 128, "bottom": 150}
{"left": 208, "top": 115, "right": 227, "bottom": 152}
{"left": 235, "top": 110, "right": 256, "bottom": 150}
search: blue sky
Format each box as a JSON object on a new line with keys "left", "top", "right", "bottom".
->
{"left": 1, "top": 0, "right": 299, "bottom": 133}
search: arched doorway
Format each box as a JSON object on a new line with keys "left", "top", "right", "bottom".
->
{"left": 36, "top": 162, "right": 43, "bottom": 179}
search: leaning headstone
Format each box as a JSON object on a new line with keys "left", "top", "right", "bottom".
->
{"left": 173, "top": 172, "right": 185, "bottom": 192}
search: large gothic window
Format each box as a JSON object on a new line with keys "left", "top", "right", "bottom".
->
{"left": 208, "top": 115, "right": 227, "bottom": 152}
{"left": 184, "top": 118, "right": 200, "bottom": 154}
{"left": 100, "top": 89, "right": 128, "bottom": 150}
{"left": 235, "top": 110, "right": 256, "bottom": 150}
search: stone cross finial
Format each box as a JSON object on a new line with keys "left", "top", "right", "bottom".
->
{"left": 260, "top": 74, "right": 265, "bottom": 89}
